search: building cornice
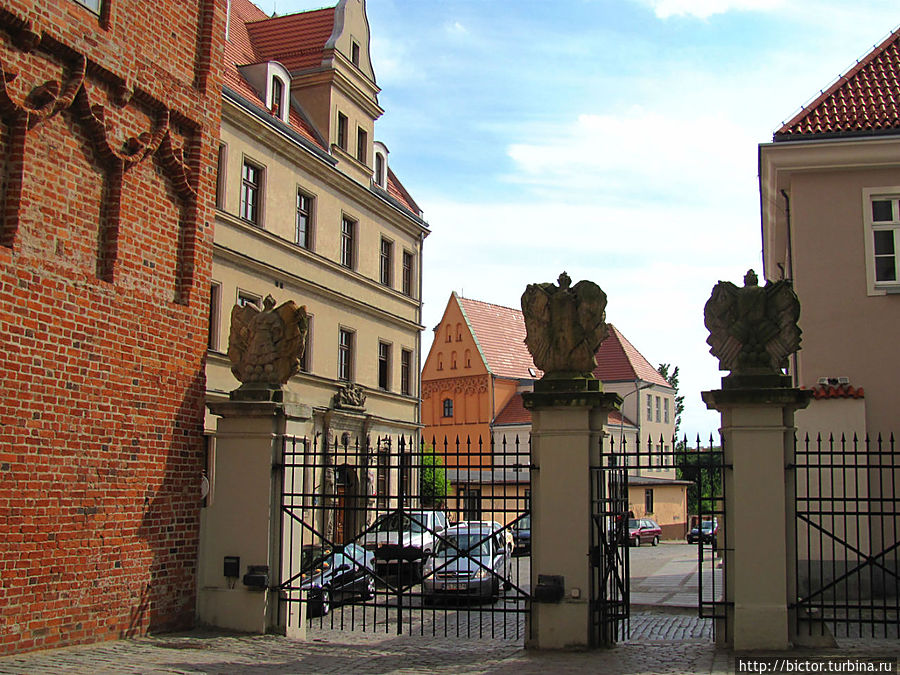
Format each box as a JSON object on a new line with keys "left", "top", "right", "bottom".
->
{"left": 222, "top": 93, "right": 428, "bottom": 237}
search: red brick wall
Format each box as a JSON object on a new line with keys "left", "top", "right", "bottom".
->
{"left": 0, "top": 0, "right": 224, "bottom": 655}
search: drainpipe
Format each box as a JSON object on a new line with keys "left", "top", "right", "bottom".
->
{"left": 415, "top": 230, "right": 424, "bottom": 449}
{"left": 780, "top": 189, "right": 798, "bottom": 387}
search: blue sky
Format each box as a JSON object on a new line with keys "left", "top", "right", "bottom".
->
{"left": 255, "top": 0, "right": 899, "bottom": 437}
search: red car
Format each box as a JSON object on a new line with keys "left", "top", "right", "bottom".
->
{"left": 628, "top": 518, "right": 662, "bottom": 546}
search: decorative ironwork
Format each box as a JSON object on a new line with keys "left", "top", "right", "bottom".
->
{"left": 791, "top": 433, "right": 899, "bottom": 639}
{"left": 278, "top": 434, "right": 532, "bottom": 641}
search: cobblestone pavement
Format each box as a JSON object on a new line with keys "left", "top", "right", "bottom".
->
{"left": 1, "top": 612, "right": 897, "bottom": 674}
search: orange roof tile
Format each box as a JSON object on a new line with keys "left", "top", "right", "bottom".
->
{"left": 593, "top": 325, "right": 671, "bottom": 387}
{"left": 246, "top": 8, "right": 335, "bottom": 72}
{"left": 776, "top": 27, "right": 900, "bottom": 139}
{"left": 387, "top": 168, "right": 421, "bottom": 216}
{"left": 456, "top": 295, "right": 671, "bottom": 388}
{"left": 806, "top": 384, "right": 865, "bottom": 399}
{"left": 494, "top": 393, "right": 636, "bottom": 427}
{"left": 225, "top": 0, "right": 324, "bottom": 147}
{"left": 457, "top": 296, "right": 539, "bottom": 380}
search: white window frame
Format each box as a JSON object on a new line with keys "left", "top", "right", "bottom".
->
{"left": 863, "top": 187, "right": 900, "bottom": 295}
{"left": 208, "top": 282, "right": 222, "bottom": 351}
{"left": 295, "top": 188, "right": 314, "bottom": 250}
{"left": 338, "top": 327, "right": 355, "bottom": 381}
{"left": 239, "top": 157, "right": 264, "bottom": 226}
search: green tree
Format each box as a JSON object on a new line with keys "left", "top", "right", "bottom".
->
{"left": 420, "top": 444, "right": 449, "bottom": 507}
{"left": 657, "top": 363, "right": 685, "bottom": 436}
{"left": 676, "top": 442, "right": 723, "bottom": 516}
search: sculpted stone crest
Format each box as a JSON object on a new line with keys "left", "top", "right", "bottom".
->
{"left": 333, "top": 382, "right": 367, "bottom": 410}
{"left": 704, "top": 269, "right": 801, "bottom": 376}
{"left": 521, "top": 272, "right": 609, "bottom": 379}
{"left": 227, "top": 295, "right": 309, "bottom": 388}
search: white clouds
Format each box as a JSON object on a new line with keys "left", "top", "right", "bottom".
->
{"left": 637, "top": 0, "right": 784, "bottom": 20}
{"left": 504, "top": 106, "right": 759, "bottom": 208}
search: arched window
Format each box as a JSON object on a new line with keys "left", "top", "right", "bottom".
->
{"left": 445, "top": 325, "right": 452, "bottom": 343}
{"left": 451, "top": 351, "right": 457, "bottom": 369}
{"left": 437, "top": 354, "right": 443, "bottom": 370}
{"left": 442, "top": 398, "right": 453, "bottom": 418}
{"left": 464, "top": 349, "right": 471, "bottom": 368}
{"left": 456, "top": 323, "right": 463, "bottom": 341}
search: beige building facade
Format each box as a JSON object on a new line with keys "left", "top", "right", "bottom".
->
{"left": 759, "top": 29, "right": 900, "bottom": 437}
{"left": 206, "top": 0, "right": 428, "bottom": 449}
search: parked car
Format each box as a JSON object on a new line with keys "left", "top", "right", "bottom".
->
{"left": 300, "top": 543, "right": 375, "bottom": 617}
{"left": 464, "top": 520, "right": 514, "bottom": 554}
{"left": 512, "top": 514, "right": 531, "bottom": 554}
{"left": 687, "top": 519, "right": 718, "bottom": 546}
{"left": 360, "top": 509, "right": 448, "bottom": 577}
{"left": 628, "top": 518, "right": 662, "bottom": 546}
{"left": 422, "top": 522, "right": 511, "bottom": 602}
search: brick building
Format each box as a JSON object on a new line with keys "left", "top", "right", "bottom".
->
{"left": 0, "top": 0, "right": 223, "bottom": 656}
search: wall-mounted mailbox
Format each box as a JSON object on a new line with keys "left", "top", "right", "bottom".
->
{"left": 224, "top": 556, "right": 240, "bottom": 579}
{"left": 534, "top": 574, "right": 564, "bottom": 603}
{"left": 243, "top": 564, "right": 269, "bottom": 591}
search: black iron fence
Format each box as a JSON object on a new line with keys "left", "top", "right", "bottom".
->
{"left": 590, "top": 433, "right": 728, "bottom": 645}
{"left": 277, "top": 434, "right": 531, "bottom": 640}
{"left": 791, "top": 433, "right": 899, "bottom": 639}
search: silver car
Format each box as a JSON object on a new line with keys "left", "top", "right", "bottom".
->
{"left": 422, "top": 523, "right": 511, "bottom": 601}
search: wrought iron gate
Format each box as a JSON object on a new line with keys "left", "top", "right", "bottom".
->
{"left": 590, "top": 434, "right": 728, "bottom": 645}
{"left": 792, "top": 433, "right": 899, "bottom": 639}
{"left": 277, "top": 434, "right": 531, "bottom": 640}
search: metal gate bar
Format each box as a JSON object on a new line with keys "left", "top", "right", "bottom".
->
{"left": 792, "top": 432, "right": 899, "bottom": 639}
{"left": 278, "top": 433, "right": 531, "bottom": 641}
{"left": 590, "top": 433, "right": 728, "bottom": 646}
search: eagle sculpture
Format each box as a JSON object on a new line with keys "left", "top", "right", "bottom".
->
{"left": 521, "top": 272, "right": 609, "bottom": 378}
{"left": 227, "top": 295, "right": 309, "bottom": 388}
{"left": 704, "top": 270, "right": 801, "bottom": 375}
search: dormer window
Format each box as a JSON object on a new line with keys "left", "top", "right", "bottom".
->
{"left": 375, "top": 153, "right": 385, "bottom": 187}
{"left": 373, "top": 143, "right": 389, "bottom": 189}
{"left": 270, "top": 76, "right": 284, "bottom": 118}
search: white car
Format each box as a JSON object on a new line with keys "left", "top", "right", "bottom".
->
{"left": 360, "top": 509, "right": 448, "bottom": 577}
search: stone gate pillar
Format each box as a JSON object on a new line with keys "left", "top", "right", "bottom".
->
{"left": 523, "top": 380, "right": 621, "bottom": 649}
{"left": 197, "top": 393, "right": 311, "bottom": 637}
{"left": 519, "top": 272, "right": 620, "bottom": 650}
{"left": 702, "top": 381, "right": 810, "bottom": 650}
{"left": 702, "top": 270, "right": 811, "bottom": 650}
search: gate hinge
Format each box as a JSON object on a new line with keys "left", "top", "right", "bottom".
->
{"left": 589, "top": 545, "right": 604, "bottom": 567}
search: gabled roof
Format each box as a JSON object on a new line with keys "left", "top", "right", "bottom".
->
{"left": 593, "top": 325, "right": 671, "bottom": 388}
{"left": 455, "top": 295, "right": 671, "bottom": 388}
{"left": 223, "top": 0, "right": 421, "bottom": 218}
{"left": 225, "top": 0, "right": 323, "bottom": 147}
{"left": 776, "top": 27, "right": 900, "bottom": 140}
{"left": 246, "top": 8, "right": 335, "bottom": 72}
{"left": 456, "top": 296, "right": 539, "bottom": 381}
{"left": 494, "top": 392, "right": 636, "bottom": 428}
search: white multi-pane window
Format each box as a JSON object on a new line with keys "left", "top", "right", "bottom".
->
{"left": 296, "top": 190, "right": 313, "bottom": 249}
{"left": 340, "top": 217, "right": 356, "bottom": 268}
{"left": 338, "top": 328, "right": 354, "bottom": 381}
{"left": 380, "top": 238, "right": 393, "bottom": 286}
{"left": 664, "top": 398, "right": 670, "bottom": 424}
{"left": 240, "top": 160, "right": 262, "bottom": 225}
{"left": 871, "top": 196, "right": 900, "bottom": 284}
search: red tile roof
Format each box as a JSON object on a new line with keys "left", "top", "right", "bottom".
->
{"left": 594, "top": 325, "right": 671, "bottom": 387}
{"left": 225, "top": 0, "right": 323, "bottom": 147}
{"left": 456, "top": 295, "right": 671, "bottom": 388}
{"left": 457, "top": 296, "right": 540, "bottom": 380}
{"left": 387, "top": 167, "right": 421, "bottom": 216}
{"left": 494, "top": 393, "right": 636, "bottom": 427}
{"left": 246, "top": 8, "right": 335, "bottom": 72}
{"left": 776, "top": 27, "right": 900, "bottom": 139}
{"left": 806, "top": 384, "right": 865, "bottom": 399}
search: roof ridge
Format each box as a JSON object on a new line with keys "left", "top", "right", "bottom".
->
{"left": 775, "top": 24, "right": 900, "bottom": 138}
{"left": 245, "top": 5, "right": 336, "bottom": 24}
{"left": 457, "top": 295, "right": 521, "bottom": 312}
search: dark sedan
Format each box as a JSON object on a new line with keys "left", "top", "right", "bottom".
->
{"left": 512, "top": 514, "right": 530, "bottom": 554}
{"left": 687, "top": 519, "right": 719, "bottom": 546}
{"left": 300, "top": 543, "right": 375, "bottom": 617}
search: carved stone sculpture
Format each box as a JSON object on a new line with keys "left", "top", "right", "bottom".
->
{"left": 521, "top": 272, "right": 609, "bottom": 378}
{"left": 704, "top": 269, "right": 801, "bottom": 376}
{"left": 333, "top": 382, "right": 367, "bottom": 410}
{"left": 227, "top": 295, "right": 308, "bottom": 388}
